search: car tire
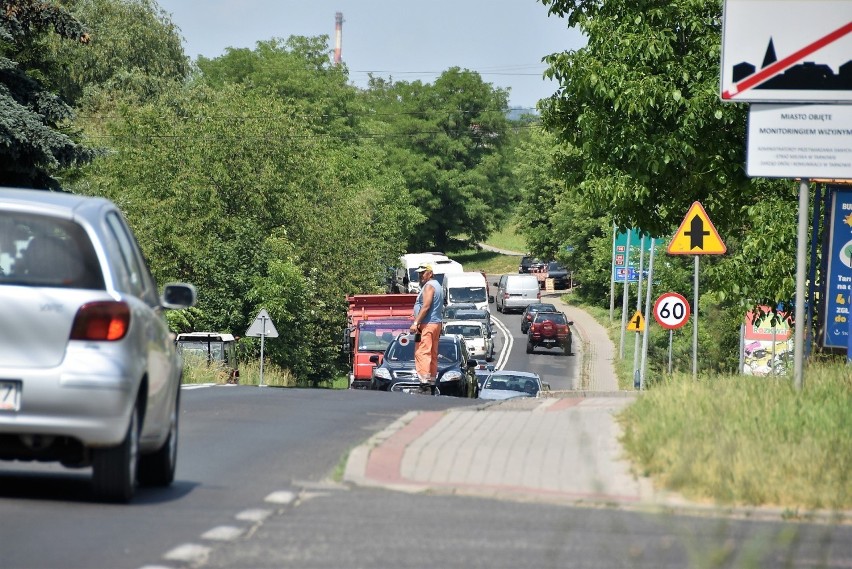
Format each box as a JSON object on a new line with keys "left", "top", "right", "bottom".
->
{"left": 92, "top": 404, "right": 139, "bottom": 503}
{"left": 138, "top": 389, "right": 179, "bottom": 487}
{"left": 565, "top": 339, "right": 573, "bottom": 355}
{"left": 526, "top": 340, "right": 533, "bottom": 354}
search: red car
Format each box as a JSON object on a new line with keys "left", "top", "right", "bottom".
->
{"left": 526, "top": 311, "right": 573, "bottom": 356}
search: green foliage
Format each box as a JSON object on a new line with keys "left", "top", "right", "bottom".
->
{"left": 0, "top": 0, "right": 94, "bottom": 188}
{"left": 72, "top": 41, "right": 419, "bottom": 383}
{"left": 364, "top": 68, "right": 517, "bottom": 252}
{"left": 539, "top": 0, "right": 800, "bottom": 313}
{"left": 48, "top": 0, "right": 189, "bottom": 105}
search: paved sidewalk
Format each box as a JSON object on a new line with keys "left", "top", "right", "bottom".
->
{"left": 344, "top": 298, "right": 666, "bottom": 508}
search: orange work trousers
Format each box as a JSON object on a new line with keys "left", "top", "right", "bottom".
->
{"left": 414, "top": 323, "right": 442, "bottom": 382}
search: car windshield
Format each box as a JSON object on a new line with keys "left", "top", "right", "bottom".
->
{"left": 548, "top": 262, "right": 566, "bottom": 271}
{"left": 448, "top": 286, "right": 487, "bottom": 303}
{"left": 536, "top": 313, "right": 567, "bottom": 325}
{"left": 177, "top": 341, "right": 225, "bottom": 359}
{"left": 358, "top": 319, "right": 411, "bottom": 351}
{"left": 484, "top": 374, "right": 539, "bottom": 393}
{"left": 0, "top": 212, "right": 105, "bottom": 289}
{"left": 453, "top": 310, "right": 488, "bottom": 321}
{"left": 385, "top": 337, "right": 459, "bottom": 362}
{"left": 444, "top": 304, "right": 476, "bottom": 319}
{"left": 528, "top": 303, "right": 555, "bottom": 313}
{"left": 444, "top": 324, "right": 483, "bottom": 338}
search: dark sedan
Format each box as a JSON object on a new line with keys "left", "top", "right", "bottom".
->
{"left": 546, "top": 261, "right": 570, "bottom": 289}
{"left": 370, "top": 333, "right": 478, "bottom": 397}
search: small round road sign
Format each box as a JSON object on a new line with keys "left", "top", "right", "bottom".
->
{"left": 653, "top": 292, "right": 690, "bottom": 330}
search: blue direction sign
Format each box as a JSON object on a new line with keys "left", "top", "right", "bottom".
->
{"left": 613, "top": 230, "right": 664, "bottom": 283}
{"left": 823, "top": 188, "right": 852, "bottom": 349}
{"left": 614, "top": 267, "right": 638, "bottom": 283}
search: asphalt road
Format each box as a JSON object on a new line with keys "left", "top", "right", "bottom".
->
{"left": 0, "top": 387, "right": 477, "bottom": 569}
{"left": 2, "top": 296, "right": 851, "bottom": 569}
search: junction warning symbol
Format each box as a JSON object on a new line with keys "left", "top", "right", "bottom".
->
{"left": 667, "top": 202, "right": 727, "bottom": 255}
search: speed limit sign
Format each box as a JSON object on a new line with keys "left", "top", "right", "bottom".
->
{"left": 653, "top": 292, "right": 690, "bottom": 330}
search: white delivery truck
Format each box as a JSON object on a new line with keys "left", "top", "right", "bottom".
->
{"left": 395, "top": 252, "right": 449, "bottom": 293}
{"left": 430, "top": 257, "right": 464, "bottom": 288}
{"left": 443, "top": 271, "right": 491, "bottom": 311}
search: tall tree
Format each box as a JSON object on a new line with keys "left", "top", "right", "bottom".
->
{"left": 0, "top": 0, "right": 94, "bottom": 188}
{"left": 539, "top": 0, "right": 797, "bottom": 309}
{"left": 74, "top": 78, "right": 418, "bottom": 383}
{"left": 365, "top": 68, "right": 516, "bottom": 252}
{"left": 47, "top": 0, "right": 189, "bottom": 106}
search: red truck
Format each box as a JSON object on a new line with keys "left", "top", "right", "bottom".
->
{"left": 343, "top": 293, "right": 416, "bottom": 389}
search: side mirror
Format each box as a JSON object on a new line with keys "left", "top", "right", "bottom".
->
{"left": 369, "top": 354, "right": 380, "bottom": 363}
{"left": 567, "top": 321, "right": 574, "bottom": 326}
{"left": 161, "top": 283, "right": 197, "bottom": 309}
{"left": 488, "top": 295, "right": 495, "bottom": 303}
{"left": 542, "top": 382, "right": 551, "bottom": 391}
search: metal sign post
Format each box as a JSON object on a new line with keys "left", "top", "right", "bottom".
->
{"left": 667, "top": 202, "right": 727, "bottom": 379}
{"left": 632, "top": 235, "right": 646, "bottom": 388}
{"left": 246, "top": 309, "right": 279, "bottom": 387}
{"left": 619, "top": 229, "right": 632, "bottom": 359}
{"left": 639, "top": 239, "right": 656, "bottom": 389}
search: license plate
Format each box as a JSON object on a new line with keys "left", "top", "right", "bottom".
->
{"left": 0, "top": 380, "right": 21, "bottom": 412}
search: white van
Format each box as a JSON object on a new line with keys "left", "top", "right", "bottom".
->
{"left": 494, "top": 274, "right": 541, "bottom": 313}
{"left": 443, "top": 271, "right": 491, "bottom": 311}
{"left": 430, "top": 258, "right": 464, "bottom": 288}
{"left": 394, "top": 252, "right": 449, "bottom": 293}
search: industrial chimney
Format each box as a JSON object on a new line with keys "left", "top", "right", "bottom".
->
{"left": 334, "top": 12, "right": 344, "bottom": 65}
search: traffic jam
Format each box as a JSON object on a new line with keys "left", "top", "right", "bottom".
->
{"left": 342, "top": 252, "right": 573, "bottom": 398}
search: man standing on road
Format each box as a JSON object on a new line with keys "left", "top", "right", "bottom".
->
{"left": 410, "top": 263, "right": 444, "bottom": 393}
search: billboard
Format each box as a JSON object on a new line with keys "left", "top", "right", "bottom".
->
{"left": 822, "top": 188, "right": 852, "bottom": 348}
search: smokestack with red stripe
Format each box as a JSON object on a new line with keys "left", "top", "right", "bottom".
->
{"left": 334, "top": 12, "right": 344, "bottom": 65}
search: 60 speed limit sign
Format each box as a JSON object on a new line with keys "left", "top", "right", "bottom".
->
{"left": 653, "top": 292, "right": 690, "bottom": 330}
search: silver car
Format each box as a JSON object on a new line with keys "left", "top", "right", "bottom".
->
{"left": 478, "top": 371, "right": 550, "bottom": 401}
{"left": 0, "top": 188, "right": 196, "bottom": 502}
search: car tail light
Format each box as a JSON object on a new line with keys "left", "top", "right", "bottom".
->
{"left": 70, "top": 301, "right": 131, "bottom": 341}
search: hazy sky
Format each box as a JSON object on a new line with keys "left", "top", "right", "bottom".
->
{"left": 155, "top": 0, "right": 586, "bottom": 109}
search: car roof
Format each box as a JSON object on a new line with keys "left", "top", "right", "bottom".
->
{"left": 452, "top": 309, "right": 488, "bottom": 316}
{"left": 176, "top": 332, "right": 236, "bottom": 342}
{"left": 533, "top": 311, "right": 567, "bottom": 320}
{"left": 443, "top": 319, "right": 485, "bottom": 327}
{"left": 0, "top": 187, "right": 112, "bottom": 214}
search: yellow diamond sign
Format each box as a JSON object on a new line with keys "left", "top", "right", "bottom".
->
{"left": 667, "top": 201, "right": 726, "bottom": 255}
{"left": 626, "top": 310, "right": 645, "bottom": 332}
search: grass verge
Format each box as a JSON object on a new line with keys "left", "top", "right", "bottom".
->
{"left": 449, "top": 249, "right": 521, "bottom": 277}
{"left": 618, "top": 366, "right": 851, "bottom": 511}
{"left": 562, "top": 297, "right": 852, "bottom": 511}
{"left": 182, "top": 356, "right": 348, "bottom": 388}
{"left": 481, "top": 223, "right": 527, "bottom": 253}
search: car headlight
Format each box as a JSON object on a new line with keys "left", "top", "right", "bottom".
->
{"left": 440, "top": 370, "right": 462, "bottom": 383}
{"left": 373, "top": 367, "right": 392, "bottom": 380}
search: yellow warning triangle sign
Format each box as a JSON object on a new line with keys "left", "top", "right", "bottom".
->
{"left": 626, "top": 310, "right": 645, "bottom": 332}
{"left": 667, "top": 201, "right": 726, "bottom": 255}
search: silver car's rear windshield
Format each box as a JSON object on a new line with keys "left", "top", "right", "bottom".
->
{"left": 0, "top": 212, "right": 105, "bottom": 289}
